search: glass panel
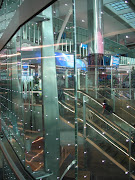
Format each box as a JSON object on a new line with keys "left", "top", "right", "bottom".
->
{"left": 1, "top": 0, "right": 135, "bottom": 179}
{"left": 53, "top": 0, "right": 76, "bottom": 179}
{"left": 3, "top": 158, "right": 17, "bottom": 180}
{"left": 0, "top": 33, "right": 25, "bottom": 162}
{"left": 20, "top": 17, "right": 43, "bottom": 173}
{"left": 0, "top": 0, "right": 22, "bottom": 38}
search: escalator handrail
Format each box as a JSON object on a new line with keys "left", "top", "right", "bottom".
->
{"left": 63, "top": 90, "right": 130, "bottom": 139}
{"left": 78, "top": 90, "right": 135, "bottom": 131}
{"left": 60, "top": 115, "right": 135, "bottom": 180}
{"left": 0, "top": 133, "right": 35, "bottom": 180}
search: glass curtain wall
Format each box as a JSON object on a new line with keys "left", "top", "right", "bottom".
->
{"left": 1, "top": 0, "right": 135, "bottom": 180}
{"left": 0, "top": 0, "right": 23, "bottom": 38}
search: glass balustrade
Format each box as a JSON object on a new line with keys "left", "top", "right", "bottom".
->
{"left": 0, "top": 0, "right": 135, "bottom": 179}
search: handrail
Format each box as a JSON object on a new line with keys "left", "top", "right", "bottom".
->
{"left": 62, "top": 91, "right": 130, "bottom": 138}
{"left": 0, "top": 139, "right": 26, "bottom": 180}
{"left": 60, "top": 100, "right": 129, "bottom": 154}
{"left": 77, "top": 90, "right": 135, "bottom": 130}
{"left": 59, "top": 115, "right": 135, "bottom": 180}
{"left": 60, "top": 160, "right": 76, "bottom": 180}
{"left": 0, "top": 134, "right": 35, "bottom": 179}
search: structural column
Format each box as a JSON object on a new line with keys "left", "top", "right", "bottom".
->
{"left": 87, "top": 0, "right": 104, "bottom": 98}
{"left": 87, "top": 0, "right": 104, "bottom": 56}
{"left": 41, "top": 6, "right": 60, "bottom": 180}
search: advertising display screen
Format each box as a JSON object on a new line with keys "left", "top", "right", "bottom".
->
{"left": 110, "top": 56, "right": 120, "bottom": 66}
{"left": 22, "top": 51, "right": 87, "bottom": 70}
{"left": 55, "top": 52, "right": 87, "bottom": 70}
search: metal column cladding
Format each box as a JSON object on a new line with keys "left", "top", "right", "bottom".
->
{"left": 41, "top": 6, "right": 60, "bottom": 180}
{"left": 87, "top": 0, "right": 104, "bottom": 54}
{"left": 10, "top": 36, "right": 21, "bottom": 135}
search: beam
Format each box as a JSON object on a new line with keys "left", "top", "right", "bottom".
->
{"left": 0, "top": 0, "right": 57, "bottom": 51}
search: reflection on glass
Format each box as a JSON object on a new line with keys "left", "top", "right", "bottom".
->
{"left": 1, "top": 0, "right": 135, "bottom": 179}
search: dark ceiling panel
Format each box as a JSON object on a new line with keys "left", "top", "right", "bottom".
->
{"left": 0, "top": 0, "right": 3, "bottom": 8}
{"left": 0, "top": 0, "right": 57, "bottom": 51}
{"left": 126, "top": 0, "right": 135, "bottom": 11}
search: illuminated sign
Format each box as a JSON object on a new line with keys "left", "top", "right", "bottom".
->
{"left": 110, "top": 56, "right": 119, "bottom": 66}
{"left": 81, "top": 43, "right": 88, "bottom": 49}
{"left": 55, "top": 52, "right": 87, "bottom": 70}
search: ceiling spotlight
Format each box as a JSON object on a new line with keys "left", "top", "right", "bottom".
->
{"left": 82, "top": 20, "right": 85, "bottom": 22}
{"left": 125, "top": 1, "right": 128, "bottom": 3}
{"left": 126, "top": 36, "right": 129, "bottom": 38}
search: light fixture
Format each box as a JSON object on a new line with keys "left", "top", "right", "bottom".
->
{"left": 82, "top": 20, "right": 85, "bottom": 22}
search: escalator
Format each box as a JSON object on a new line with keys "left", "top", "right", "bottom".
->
{"left": 64, "top": 89, "right": 135, "bottom": 135}
{"left": 0, "top": 132, "right": 53, "bottom": 180}
{"left": 90, "top": 87, "right": 135, "bottom": 125}
{"left": 59, "top": 89, "right": 135, "bottom": 179}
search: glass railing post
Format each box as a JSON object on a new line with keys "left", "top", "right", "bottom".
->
{"left": 62, "top": 39, "right": 63, "bottom": 51}
{"left": 28, "top": 23, "right": 30, "bottom": 41}
{"left": 66, "top": 39, "right": 67, "bottom": 52}
{"left": 33, "top": 24, "right": 36, "bottom": 43}
{"left": 79, "top": 44, "right": 81, "bottom": 57}
{"left": 112, "top": 89, "right": 115, "bottom": 113}
{"left": 73, "top": 0, "right": 78, "bottom": 179}
{"left": 129, "top": 128, "right": 131, "bottom": 180}
{"left": 65, "top": 69, "right": 68, "bottom": 88}
{"left": 129, "top": 70, "right": 131, "bottom": 100}
{"left": 37, "top": 25, "right": 40, "bottom": 45}
{"left": 83, "top": 46, "right": 84, "bottom": 57}
{"left": 111, "top": 66, "right": 113, "bottom": 98}
{"left": 70, "top": 40, "right": 72, "bottom": 53}
{"left": 85, "top": 73, "right": 88, "bottom": 93}
{"left": 30, "top": 69, "right": 34, "bottom": 131}
{"left": 77, "top": 69, "right": 80, "bottom": 98}
{"left": 83, "top": 96, "right": 86, "bottom": 138}
{"left": 95, "top": 66, "right": 98, "bottom": 99}
{"left": 25, "top": 24, "right": 28, "bottom": 40}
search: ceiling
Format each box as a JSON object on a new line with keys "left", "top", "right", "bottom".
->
{"left": 103, "top": 0, "right": 135, "bottom": 47}
{"left": 54, "top": 0, "right": 135, "bottom": 49}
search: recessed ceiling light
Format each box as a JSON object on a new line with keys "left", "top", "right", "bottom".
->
{"left": 82, "top": 20, "right": 85, "bottom": 22}
{"left": 65, "top": 4, "right": 68, "bottom": 6}
{"left": 102, "top": 160, "right": 105, "bottom": 163}
{"left": 126, "top": 36, "right": 129, "bottom": 38}
{"left": 125, "top": 1, "right": 128, "bottom": 3}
